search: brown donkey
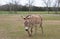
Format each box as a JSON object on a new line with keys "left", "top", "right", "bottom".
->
{"left": 23, "top": 14, "right": 43, "bottom": 36}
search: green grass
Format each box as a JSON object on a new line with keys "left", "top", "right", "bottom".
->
{"left": 43, "top": 14, "right": 60, "bottom": 20}
{"left": 0, "top": 14, "right": 60, "bottom": 39}
{"left": 20, "top": 14, "right": 60, "bottom": 20}
{"left": 0, "top": 11, "right": 60, "bottom": 14}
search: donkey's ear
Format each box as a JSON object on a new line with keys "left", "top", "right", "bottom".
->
{"left": 21, "top": 16, "right": 25, "bottom": 20}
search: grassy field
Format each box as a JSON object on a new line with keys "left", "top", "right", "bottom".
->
{"left": 0, "top": 11, "right": 60, "bottom": 14}
{"left": 0, "top": 14, "right": 60, "bottom": 39}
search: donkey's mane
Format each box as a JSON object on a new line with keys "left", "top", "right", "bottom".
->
{"left": 26, "top": 15, "right": 31, "bottom": 18}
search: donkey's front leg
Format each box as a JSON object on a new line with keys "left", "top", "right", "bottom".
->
{"left": 30, "top": 27, "right": 33, "bottom": 36}
{"left": 27, "top": 30, "right": 31, "bottom": 37}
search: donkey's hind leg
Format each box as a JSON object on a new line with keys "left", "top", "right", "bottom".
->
{"left": 40, "top": 22, "right": 43, "bottom": 35}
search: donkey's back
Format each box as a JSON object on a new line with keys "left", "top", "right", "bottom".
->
{"left": 26, "top": 14, "right": 42, "bottom": 25}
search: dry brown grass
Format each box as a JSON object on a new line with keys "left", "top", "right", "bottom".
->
{"left": 0, "top": 14, "right": 60, "bottom": 39}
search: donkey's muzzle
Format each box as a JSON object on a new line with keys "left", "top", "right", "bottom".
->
{"left": 25, "top": 27, "right": 28, "bottom": 31}
{"left": 25, "top": 29, "right": 28, "bottom": 31}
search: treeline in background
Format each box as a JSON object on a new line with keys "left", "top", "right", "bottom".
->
{"left": 0, "top": 0, "right": 60, "bottom": 14}
{"left": 0, "top": 4, "right": 60, "bottom": 11}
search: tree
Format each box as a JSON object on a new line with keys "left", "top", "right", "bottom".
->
{"left": 28, "top": 0, "right": 34, "bottom": 13}
{"left": 53, "top": 0, "right": 58, "bottom": 14}
{"left": 53, "top": 0, "right": 60, "bottom": 14}
{"left": 57, "top": 0, "right": 60, "bottom": 13}
{"left": 6, "top": 0, "right": 20, "bottom": 14}
{"left": 42, "top": 0, "right": 51, "bottom": 14}
{"left": 11, "top": 0, "right": 20, "bottom": 13}
{"left": 57, "top": 0, "right": 60, "bottom": 7}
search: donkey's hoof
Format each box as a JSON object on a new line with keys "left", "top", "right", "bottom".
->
{"left": 29, "top": 35, "right": 32, "bottom": 37}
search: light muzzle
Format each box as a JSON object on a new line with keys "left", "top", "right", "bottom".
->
{"left": 25, "top": 27, "right": 29, "bottom": 31}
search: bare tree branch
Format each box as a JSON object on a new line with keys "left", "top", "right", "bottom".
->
{"left": 29, "top": 0, "right": 34, "bottom": 13}
{"left": 42, "top": 0, "right": 51, "bottom": 14}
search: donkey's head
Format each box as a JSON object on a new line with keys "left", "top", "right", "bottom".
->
{"left": 23, "top": 17, "right": 30, "bottom": 31}
{"left": 21, "top": 15, "right": 30, "bottom": 31}
{"left": 21, "top": 15, "right": 31, "bottom": 31}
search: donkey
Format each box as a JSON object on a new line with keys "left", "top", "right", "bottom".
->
{"left": 23, "top": 14, "right": 43, "bottom": 36}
